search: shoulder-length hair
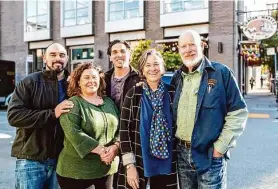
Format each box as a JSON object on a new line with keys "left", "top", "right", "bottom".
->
{"left": 67, "top": 62, "right": 106, "bottom": 98}
{"left": 138, "top": 49, "right": 165, "bottom": 79}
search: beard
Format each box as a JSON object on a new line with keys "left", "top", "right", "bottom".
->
{"left": 182, "top": 51, "right": 203, "bottom": 68}
{"left": 46, "top": 62, "right": 64, "bottom": 74}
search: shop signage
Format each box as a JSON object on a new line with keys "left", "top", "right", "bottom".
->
{"left": 243, "top": 15, "right": 277, "bottom": 41}
{"left": 26, "top": 55, "right": 33, "bottom": 62}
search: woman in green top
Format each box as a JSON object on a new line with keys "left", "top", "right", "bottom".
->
{"left": 56, "top": 62, "right": 120, "bottom": 189}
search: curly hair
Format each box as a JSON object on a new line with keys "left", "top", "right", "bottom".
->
{"left": 107, "top": 39, "right": 131, "bottom": 56}
{"left": 138, "top": 49, "right": 165, "bottom": 79}
{"left": 67, "top": 62, "right": 106, "bottom": 98}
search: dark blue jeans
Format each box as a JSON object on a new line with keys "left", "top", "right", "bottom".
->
{"left": 15, "top": 159, "right": 59, "bottom": 189}
{"left": 177, "top": 144, "right": 227, "bottom": 189}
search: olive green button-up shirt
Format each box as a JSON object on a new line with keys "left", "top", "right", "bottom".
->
{"left": 175, "top": 68, "right": 202, "bottom": 141}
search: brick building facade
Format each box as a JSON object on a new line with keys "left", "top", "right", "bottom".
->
{"left": 0, "top": 0, "right": 243, "bottom": 83}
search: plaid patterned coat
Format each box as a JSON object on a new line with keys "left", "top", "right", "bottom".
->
{"left": 117, "top": 84, "right": 178, "bottom": 189}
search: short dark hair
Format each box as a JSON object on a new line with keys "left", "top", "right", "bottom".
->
{"left": 107, "top": 40, "right": 131, "bottom": 56}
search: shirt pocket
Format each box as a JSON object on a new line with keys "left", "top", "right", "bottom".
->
{"left": 202, "top": 86, "right": 220, "bottom": 108}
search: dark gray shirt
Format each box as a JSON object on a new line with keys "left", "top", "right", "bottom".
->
{"left": 111, "top": 73, "right": 129, "bottom": 108}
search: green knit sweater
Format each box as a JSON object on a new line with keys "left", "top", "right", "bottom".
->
{"left": 56, "top": 96, "right": 119, "bottom": 179}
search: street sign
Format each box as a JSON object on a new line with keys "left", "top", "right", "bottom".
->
{"left": 267, "top": 48, "right": 275, "bottom": 55}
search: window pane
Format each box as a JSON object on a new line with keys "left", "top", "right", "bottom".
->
{"left": 77, "top": 8, "right": 88, "bottom": 17}
{"left": 27, "top": 16, "right": 36, "bottom": 25}
{"left": 64, "top": 1, "right": 76, "bottom": 11}
{"left": 65, "top": 10, "right": 76, "bottom": 19}
{"left": 77, "top": 17, "right": 89, "bottom": 25}
{"left": 37, "top": 15, "right": 47, "bottom": 23}
{"left": 27, "top": 0, "right": 37, "bottom": 17}
{"left": 72, "top": 49, "right": 82, "bottom": 60}
{"left": 38, "top": 1, "right": 47, "bottom": 15}
{"left": 26, "top": 16, "right": 37, "bottom": 32}
{"left": 36, "top": 49, "right": 44, "bottom": 71}
{"left": 72, "top": 48, "right": 94, "bottom": 60}
{"left": 165, "top": 0, "right": 206, "bottom": 13}
{"left": 64, "top": 18, "right": 76, "bottom": 26}
{"left": 77, "top": 0, "right": 89, "bottom": 8}
{"left": 169, "top": 0, "right": 182, "bottom": 2}
{"left": 125, "top": 0, "right": 139, "bottom": 10}
{"left": 109, "top": 2, "right": 124, "bottom": 12}
{"left": 88, "top": 48, "right": 94, "bottom": 59}
{"left": 125, "top": 9, "right": 139, "bottom": 19}
{"left": 109, "top": 11, "right": 124, "bottom": 21}
{"left": 170, "top": 2, "right": 183, "bottom": 12}
{"left": 190, "top": 1, "right": 205, "bottom": 9}
{"left": 37, "top": 22, "right": 47, "bottom": 30}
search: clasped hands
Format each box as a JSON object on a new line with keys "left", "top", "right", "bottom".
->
{"left": 92, "top": 144, "right": 119, "bottom": 165}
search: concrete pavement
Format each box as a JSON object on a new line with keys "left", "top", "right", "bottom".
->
{"left": 228, "top": 87, "right": 278, "bottom": 189}
{"left": 0, "top": 109, "right": 16, "bottom": 189}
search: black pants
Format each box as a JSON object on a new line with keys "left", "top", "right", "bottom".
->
{"left": 57, "top": 174, "right": 113, "bottom": 189}
{"left": 149, "top": 175, "right": 176, "bottom": 189}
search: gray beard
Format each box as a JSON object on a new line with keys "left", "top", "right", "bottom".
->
{"left": 183, "top": 54, "right": 203, "bottom": 68}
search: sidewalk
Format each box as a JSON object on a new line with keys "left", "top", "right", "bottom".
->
{"left": 244, "top": 87, "right": 278, "bottom": 119}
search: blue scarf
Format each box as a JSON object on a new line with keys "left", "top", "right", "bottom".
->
{"left": 143, "top": 81, "right": 171, "bottom": 159}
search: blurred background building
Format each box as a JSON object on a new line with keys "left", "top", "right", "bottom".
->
{"left": 0, "top": 0, "right": 243, "bottom": 83}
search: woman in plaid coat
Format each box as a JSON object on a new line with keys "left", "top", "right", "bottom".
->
{"left": 117, "top": 49, "right": 177, "bottom": 189}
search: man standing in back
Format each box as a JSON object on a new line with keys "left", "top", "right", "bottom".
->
{"left": 105, "top": 40, "right": 140, "bottom": 110}
{"left": 8, "top": 43, "right": 73, "bottom": 189}
{"left": 105, "top": 40, "right": 140, "bottom": 188}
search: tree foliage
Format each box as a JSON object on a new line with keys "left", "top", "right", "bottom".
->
{"left": 130, "top": 40, "right": 152, "bottom": 70}
{"left": 260, "top": 10, "right": 278, "bottom": 74}
{"left": 130, "top": 40, "right": 182, "bottom": 71}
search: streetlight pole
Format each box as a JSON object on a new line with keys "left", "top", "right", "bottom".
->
{"left": 275, "top": 52, "right": 278, "bottom": 100}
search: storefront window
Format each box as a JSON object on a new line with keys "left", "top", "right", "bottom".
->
{"left": 36, "top": 49, "right": 45, "bottom": 71}
{"left": 164, "top": 0, "right": 208, "bottom": 13}
{"left": 29, "top": 48, "right": 46, "bottom": 73}
{"left": 70, "top": 46, "right": 94, "bottom": 71}
{"left": 108, "top": 0, "right": 140, "bottom": 21}
{"left": 71, "top": 47, "right": 94, "bottom": 61}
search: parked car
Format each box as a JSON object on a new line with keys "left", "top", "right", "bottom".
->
{"left": 0, "top": 60, "right": 15, "bottom": 107}
{"left": 162, "top": 72, "right": 174, "bottom": 85}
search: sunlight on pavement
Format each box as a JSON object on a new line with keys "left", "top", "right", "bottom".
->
{"left": 0, "top": 133, "right": 12, "bottom": 139}
{"left": 248, "top": 113, "right": 270, "bottom": 119}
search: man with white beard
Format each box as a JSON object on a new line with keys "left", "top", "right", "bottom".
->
{"left": 171, "top": 30, "right": 248, "bottom": 189}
